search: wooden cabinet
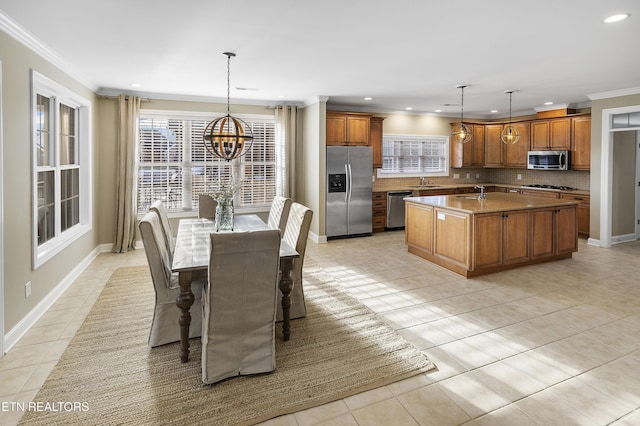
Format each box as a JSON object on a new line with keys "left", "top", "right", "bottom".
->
{"left": 531, "top": 205, "right": 577, "bottom": 259}
{"left": 405, "top": 203, "right": 433, "bottom": 255}
{"left": 474, "top": 210, "right": 529, "bottom": 269}
{"left": 560, "top": 193, "right": 590, "bottom": 237}
{"left": 372, "top": 192, "right": 387, "bottom": 232}
{"left": 521, "top": 189, "right": 559, "bottom": 199}
{"left": 370, "top": 117, "right": 385, "bottom": 168}
{"left": 571, "top": 116, "right": 591, "bottom": 170}
{"left": 326, "top": 112, "right": 371, "bottom": 146}
{"left": 434, "top": 208, "right": 471, "bottom": 269}
{"left": 531, "top": 118, "right": 571, "bottom": 150}
{"left": 450, "top": 123, "right": 485, "bottom": 168}
{"left": 484, "top": 124, "right": 504, "bottom": 167}
{"left": 503, "top": 122, "right": 530, "bottom": 168}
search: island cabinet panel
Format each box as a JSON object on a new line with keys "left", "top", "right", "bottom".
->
{"left": 434, "top": 209, "right": 470, "bottom": 268}
{"left": 531, "top": 205, "right": 577, "bottom": 259}
{"left": 405, "top": 203, "right": 433, "bottom": 254}
{"left": 474, "top": 210, "right": 529, "bottom": 269}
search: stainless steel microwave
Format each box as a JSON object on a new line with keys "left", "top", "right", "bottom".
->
{"left": 527, "top": 150, "right": 570, "bottom": 170}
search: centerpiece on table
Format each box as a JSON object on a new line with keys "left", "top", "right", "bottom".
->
{"left": 210, "top": 178, "right": 242, "bottom": 231}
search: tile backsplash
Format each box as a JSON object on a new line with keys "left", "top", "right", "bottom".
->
{"left": 373, "top": 168, "right": 590, "bottom": 191}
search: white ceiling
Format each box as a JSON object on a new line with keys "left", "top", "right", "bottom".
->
{"left": 1, "top": 0, "right": 639, "bottom": 118}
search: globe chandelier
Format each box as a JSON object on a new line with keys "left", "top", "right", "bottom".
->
{"left": 501, "top": 90, "right": 520, "bottom": 145}
{"left": 451, "top": 85, "right": 472, "bottom": 144}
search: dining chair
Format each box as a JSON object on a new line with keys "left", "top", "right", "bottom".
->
{"left": 198, "top": 194, "right": 217, "bottom": 220}
{"left": 276, "top": 202, "right": 313, "bottom": 322}
{"left": 149, "top": 200, "right": 175, "bottom": 257}
{"left": 201, "top": 229, "right": 281, "bottom": 385}
{"left": 267, "top": 196, "right": 292, "bottom": 234}
{"left": 139, "top": 211, "right": 204, "bottom": 347}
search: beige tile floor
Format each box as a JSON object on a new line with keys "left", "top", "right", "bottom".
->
{"left": 1, "top": 231, "right": 639, "bottom": 425}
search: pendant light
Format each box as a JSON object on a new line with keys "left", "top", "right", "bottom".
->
{"left": 451, "top": 85, "right": 472, "bottom": 144}
{"left": 203, "top": 52, "right": 254, "bottom": 161}
{"left": 501, "top": 90, "right": 520, "bottom": 145}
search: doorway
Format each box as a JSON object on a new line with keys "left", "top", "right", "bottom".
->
{"left": 0, "top": 61, "right": 4, "bottom": 358}
{"left": 600, "top": 106, "right": 640, "bottom": 247}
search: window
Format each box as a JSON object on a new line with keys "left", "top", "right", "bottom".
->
{"left": 137, "top": 111, "right": 277, "bottom": 215}
{"left": 379, "top": 134, "right": 449, "bottom": 177}
{"left": 32, "top": 71, "right": 92, "bottom": 269}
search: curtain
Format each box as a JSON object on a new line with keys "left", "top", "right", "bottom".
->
{"left": 113, "top": 95, "right": 141, "bottom": 253}
{"left": 275, "top": 105, "right": 297, "bottom": 199}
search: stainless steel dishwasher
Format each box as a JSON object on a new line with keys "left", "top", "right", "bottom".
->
{"left": 386, "top": 191, "right": 413, "bottom": 229}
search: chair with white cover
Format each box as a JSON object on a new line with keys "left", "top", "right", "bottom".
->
{"left": 267, "top": 196, "right": 292, "bottom": 234}
{"left": 149, "top": 201, "right": 174, "bottom": 257}
{"left": 139, "top": 211, "right": 204, "bottom": 347}
{"left": 276, "top": 202, "right": 313, "bottom": 321}
{"left": 201, "top": 229, "right": 281, "bottom": 385}
{"left": 198, "top": 194, "right": 217, "bottom": 220}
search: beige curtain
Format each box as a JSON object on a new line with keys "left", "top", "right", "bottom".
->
{"left": 275, "top": 105, "right": 297, "bottom": 199}
{"left": 113, "top": 95, "right": 141, "bottom": 253}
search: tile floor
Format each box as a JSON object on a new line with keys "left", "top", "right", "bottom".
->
{"left": 1, "top": 231, "right": 639, "bottom": 425}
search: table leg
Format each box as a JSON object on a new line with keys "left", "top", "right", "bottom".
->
{"left": 278, "top": 258, "right": 295, "bottom": 341}
{"left": 176, "top": 270, "right": 195, "bottom": 363}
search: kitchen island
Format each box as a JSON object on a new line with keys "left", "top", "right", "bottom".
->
{"left": 405, "top": 192, "right": 579, "bottom": 277}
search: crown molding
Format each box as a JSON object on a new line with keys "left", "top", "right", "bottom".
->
{"left": 588, "top": 87, "right": 640, "bottom": 100}
{"left": 0, "top": 10, "right": 99, "bottom": 92}
{"left": 303, "top": 95, "right": 330, "bottom": 107}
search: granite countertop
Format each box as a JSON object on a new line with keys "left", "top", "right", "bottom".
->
{"left": 373, "top": 183, "right": 590, "bottom": 196}
{"left": 405, "top": 192, "right": 580, "bottom": 214}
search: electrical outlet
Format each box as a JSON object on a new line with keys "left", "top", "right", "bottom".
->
{"left": 25, "top": 281, "right": 31, "bottom": 298}
{"left": 466, "top": 173, "right": 470, "bottom": 179}
{"left": 476, "top": 173, "right": 480, "bottom": 178}
{"left": 453, "top": 173, "right": 460, "bottom": 179}
{"left": 517, "top": 174, "right": 522, "bottom": 180}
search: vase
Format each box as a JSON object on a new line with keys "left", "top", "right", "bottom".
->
{"left": 215, "top": 199, "right": 234, "bottom": 231}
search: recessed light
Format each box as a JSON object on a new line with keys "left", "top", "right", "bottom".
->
{"left": 405, "top": 107, "right": 413, "bottom": 111}
{"left": 277, "top": 95, "right": 285, "bottom": 99}
{"left": 544, "top": 101, "right": 554, "bottom": 106}
{"left": 130, "top": 83, "right": 141, "bottom": 88}
{"left": 603, "top": 13, "right": 630, "bottom": 23}
{"left": 491, "top": 110, "right": 498, "bottom": 113}
{"left": 364, "top": 97, "right": 373, "bottom": 101}
{"left": 435, "top": 109, "right": 442, "bottom": 113}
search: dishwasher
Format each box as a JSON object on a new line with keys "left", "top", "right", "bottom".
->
{"left": 386, "top": 191, "right": 413, "bottom": 229}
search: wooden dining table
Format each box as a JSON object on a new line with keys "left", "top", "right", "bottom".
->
{"left": 171, "top": 215, "right": 299, "bottom": 363}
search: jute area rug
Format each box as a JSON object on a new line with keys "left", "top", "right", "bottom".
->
{"left": 19, "top": 259, "right": 434, "bottom": 426}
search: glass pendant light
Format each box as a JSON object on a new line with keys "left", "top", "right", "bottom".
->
{"left": 451, "top": 85, "right": 472, "bottom": 144}
{"left": 501, "top": 90, "right": 520, "bottom": 145}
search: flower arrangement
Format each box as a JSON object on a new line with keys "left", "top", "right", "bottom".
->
{"left": 209, "top": 177, "right": 242, "bottom": 204}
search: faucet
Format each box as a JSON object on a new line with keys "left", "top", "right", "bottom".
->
{"left": 419, "top": 177, "right": 426, "bottom": 187}
{"left": 475, "top": 185, "right": 487, "bottom": 200}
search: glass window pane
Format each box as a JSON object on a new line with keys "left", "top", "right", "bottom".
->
{"left": 37, "top": 171, "right": 55, "bottom": 244}
{"left": 61, "top": 168, "right": 80, "bottom": 232}
{"left": 36, "top": 95, "right": 51, "bottom": 167}
{"left": 60, "top": 103, "right": 77, "bottom": 165}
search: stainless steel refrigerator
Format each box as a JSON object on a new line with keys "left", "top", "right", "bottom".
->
{"left": 326, "top": 146, "right": 372, "bottom": 238}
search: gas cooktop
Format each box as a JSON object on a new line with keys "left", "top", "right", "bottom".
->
{"left": 522, "top": 184, "right": 575, "bottom": 191}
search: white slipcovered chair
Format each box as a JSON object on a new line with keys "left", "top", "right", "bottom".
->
{"left": 201, "top": 229, "right": 281, "bottom": 385}
{"left": 198, "top": 194, "right": 217, "bottom": 220}
{"left": 139, "top": 211, "right": 204, "bottom": 347}
{"left": 276, "top": 202, "right": 313, "bottom": 321}
{"left": 267, "top": 196, "right": 292, "bottom": 234}
{"left": 149, "top": 201, "right": 174, "bottom": 257}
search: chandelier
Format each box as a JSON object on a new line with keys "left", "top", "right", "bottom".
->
{"left": 501, "top": 90, "right": 520, "bottom": 145}
{"left": 451, "top": 85, "right": 472, "bottom": 144}
{"left": 203, "top": 52, "right": 253, "bottom": 161}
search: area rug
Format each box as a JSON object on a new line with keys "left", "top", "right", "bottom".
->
{"left": 19, "top": 259, "right": 435, "bottom": 425}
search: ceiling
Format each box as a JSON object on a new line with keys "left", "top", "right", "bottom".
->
{"left": 1, "top": 0, "right": 639, "bottom": 118}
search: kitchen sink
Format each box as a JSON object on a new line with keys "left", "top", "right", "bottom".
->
{"left": 409, "top": 185, "right": 443, "bottom": 188}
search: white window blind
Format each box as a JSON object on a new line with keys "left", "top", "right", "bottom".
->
{"left": 381, "top": 134, "right": 449, "bottom": 176}
{"left": 138, "top": 112, "right": 277, "bottom": 215}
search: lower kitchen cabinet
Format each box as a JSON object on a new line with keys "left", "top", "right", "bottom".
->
{"left": 561, "top": 193, "right": 590, "bottom": 237}
{"left": 405, "top": 203, "right": 433, "bottom": 254}
{"left": 474, "top": 210, "right": 530, "bottom": 269}
{"left": 372, "top": 192, "right": 386, "bottom": 232}
{"left": 531, "top": 205, "right": 577, "bottom": 259}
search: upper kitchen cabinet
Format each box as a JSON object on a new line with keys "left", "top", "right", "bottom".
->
{"left": 503, "top": 122, "right": 530, "bottom": 168}
{"left": 484, "top": 124, "right": 504, "bottom": 167}
{"left": 450, "top": 123, "right": 484, "bottom": 168}
{"left": 370, "top": 116, "right": 385, "bottom": 168}
{"left": 571, "top": 116, "right": 591, "bottom": 170}
{"left": 531, "top": 118, "right": 571, "bottom": 150}
{"left": 326, "top": 112, "right": 371, "bottom": 146}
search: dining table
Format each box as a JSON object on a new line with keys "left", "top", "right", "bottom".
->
{"left": 171, "top": 215, "right": 299, "bottom": 363}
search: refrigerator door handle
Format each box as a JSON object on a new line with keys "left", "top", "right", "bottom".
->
{"left": 347, "top": 163, "right": 353, "bottom": 203}
{"left": 344, "top": 163, "right": 349, "bottom": 203}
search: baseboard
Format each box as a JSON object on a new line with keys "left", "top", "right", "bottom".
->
{"left": 3, "top": 245, "right": 102, "bottom": 352}
{"left": 612, "top": 233, "right": 638, "bottom": 244}
{"left": 587, "top": 237, "right": 601, "bottom": 247}
{"left": 308, "top": 230, "right": 327, "bottom": 244}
